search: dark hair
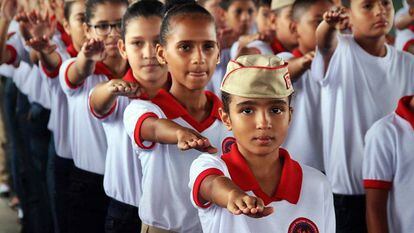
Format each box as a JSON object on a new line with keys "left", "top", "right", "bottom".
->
{"left": 85, "top": 0, "right": 128, "bottom": 23}
{"left": 258, "top": 0, "right": 271, "bottom": 8}
{"left": 219, "top": 0, "right": 259, "bottom": 11}
{"left": 341, "top": 0, "right": 350, "bottom": 7}
{"left": 292, "top": 0, "right": 332, "bottom": 21}
{"left": 221, "top": 91, "right": 293, "bottom": 113}
{"left": 160, "top": 0, "right": 215, "bottom": 45}
{"left": 121, "top": 0, "right": 164, "bottom": 39}
{"left": 64, "top": 1, "right": 76, "bottom": 20}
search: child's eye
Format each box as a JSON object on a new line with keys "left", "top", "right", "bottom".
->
{"left": 362, "top": 3, "right": 373, "bottom": 9}
{"left": 178, "top": 44, "right": 191, "bottom": 52}
{"left": 381, "top": 0, "right": 391, "bottom": 6}
{"left": 96, "top": 23, "right": 110, "bottom": 30}
{"left": 203, "top": 43, "right": 216, "bottom": 51}
{"left": 241, "top": 108, "right": 253, "bottom": 114}
{"left": 132, "top": 41, "right": 144, "bottom": 47}
{"left": 248, "top": 9, "right": 254, "bottom": 15}
{"left": 271, "top": 108, "right": 283, "bottom": 114}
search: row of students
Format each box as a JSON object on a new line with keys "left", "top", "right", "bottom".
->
{"left": 0, "top": 0, "right": 414, "bottom": 233}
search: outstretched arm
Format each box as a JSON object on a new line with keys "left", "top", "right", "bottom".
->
{"left": 0, "top": 0, "right": 18, "bottom": 64}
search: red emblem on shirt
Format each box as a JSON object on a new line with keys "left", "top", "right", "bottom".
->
{"left": 222, "top": 137, "right": 236, "bottom": 154}
{"left": 288, "top": 217, "right": 319, "bottom": 233}
{"left": 284, "top": 73, "right": 292, "bottom": 90}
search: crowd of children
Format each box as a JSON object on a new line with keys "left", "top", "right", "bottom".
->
{"left": 0, "top": 0, "right": 413, "bottom": 233}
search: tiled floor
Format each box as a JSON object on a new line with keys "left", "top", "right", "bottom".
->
{"left": 0, "top": 197, "right": 20, "bottom": 233}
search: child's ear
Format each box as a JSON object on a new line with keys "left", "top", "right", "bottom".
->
{"left": 83, "top": 22, "right": 91, "bottom": 38}
{"left": 63, "top": 19, "right": 70, "bottom": 35}
{"left": 219, "top": 108, "right": 232, "bottom": 131}
{"left": 288, "top": 107, "right": 293, "bottom": 124}
{"left": 118, "top": 39, "right": 128, "bottom": 60}
{"left": 156, "top": 44, "right": 167, "bottom": 65}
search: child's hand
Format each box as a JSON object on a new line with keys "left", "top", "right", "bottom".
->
{"left": 300, "top": 51, "right": 315, "bottom": 70}
{"left": 227, "top": 189, "right": 274, "bottom": 218}
{"left": 106, "top": 79, "right": 141, "bottom": 97}
{"left": 176, "top": 128, "right": 218, "bottom": 154}
{"left": 323, "top": 7, "right": 348, "bottom": 29}
{"left": 238, "top": 33, "right": 260, "bottom": 49}
{"left": 26, "top": 36, "right": 57, "bottom": 54}
{"left": 17, "top": 10, "right": 56, "bottom": 41}
{"left": 1, "top": 0, "right": 18, "bottom": 21}
{"left": 81, "top": 38, "right": 106, "bottom": 62}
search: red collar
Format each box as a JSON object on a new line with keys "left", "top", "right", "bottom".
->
{"left": 292, "top": 48, "right": 303, "bottom": 58}
{"left": 94, "top": 62, "right": 120, "bottom": 80}
{"left": 56, "top": 22, "right": 73, "bottom": 47}
{"left": 123, "top": 70, "right": 172, "bottom": 100}
{"left": 221, "top": 144, "right": 303, "bottom": 206}
{"left": 151, "top": 89, "right": 222, "bottom": 132}
{"left": 395, "top": 96, "right": 414, "bottom": 130}
{"left": 66, "top": 43, "right": 78, "bottom": 58}
{"left": 271, "top": 38, "right": 288, "bottom": 54}
{"left": 408, "top": 25, "right": 414, "bottom": 33}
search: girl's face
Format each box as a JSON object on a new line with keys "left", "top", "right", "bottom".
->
{"left": 84, "top": 2, "right": 127, "bottom": 57}
{"left": 119, "top": 16, "right": 167, "bottom": 83}
{"left": 156, "top": 16, "right": 219, "bottom": 91}
{"left": 225, "top": 0, "right": 257, "bottom": 36}
{"left": 64, "top": 1, "right": 86, "bottom": 51}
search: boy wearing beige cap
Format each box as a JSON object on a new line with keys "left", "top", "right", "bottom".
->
{"left": 189, "top": 55, "right": 335, "bottom": 233}
{"left": 269, "top": 0, "right": 298, "bottom": 54}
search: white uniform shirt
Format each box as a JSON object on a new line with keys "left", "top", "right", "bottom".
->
{"left": 59, "top": 58, "right": 115, "bottom": 174}
{"left": 89, "top": 69, "right": 142, "bottom": 206}
{"left": 278, "top": 50, "right": 324, "bottom": 171}
{"left": 311, "top": 34, "right": 414, "bottom": 195}
{"left": 230, "top": 40, "right": 274, "bottom": 59}
{"left": 124, "top": 90, "right": 233, "bottom": 232}
{"left": 189, "top": 144, "right": 335, "bottom": 233}
{"left": 363, "top": 96, "right": 414, "bottom": 233}
{"left": 394, "top": 8, "right": 414, "bottom": 52}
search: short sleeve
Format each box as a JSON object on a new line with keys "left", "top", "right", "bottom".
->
{"left": 59, "top": 58, "right": 84, "bottom": 96}
{"left": 189, "top": 154, "right": 226, "bottom": 209}
{"left": 277, "top": 52, "right": 294, "bottom": 61}
{"left": 363, "top": 118, "right": 395, "bottom": 190}
{"left": 123, "top": 100, "right": 163, "bottom": 150}
{"left": 87, "top": 87, "right": 118, "bottom": 122}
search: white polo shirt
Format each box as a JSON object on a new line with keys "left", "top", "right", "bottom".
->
{"left": 89, "top": 69, "right": 142, "bottom": 207}
{"left": 395, "top": 8, "right": 414, "bottom": 52}
{"left": 363, "top": 96, "right": 414, "bottom": 233}
{"left": 38, "top": 45, "right": 77, "bottom": 159}
{"left": 277, "top": 49, "right": 324, "bottom": 172}
{"left": 311, "top": 34, "right": 414, "bottom": 195}
{"left": 59, "top": 58, "right": 117, "bottom": 174}
{"left": 123, "top": 90, "right": 233, "bottom": 233}
{"left": 230, "top": 40, "right": 274, "bottom": 59}
{"left": 189, "top": 144, "right": 335, "bottom": 233}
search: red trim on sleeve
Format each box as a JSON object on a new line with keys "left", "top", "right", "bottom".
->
{"left": 64, "top": 61, "right": 84, "bottom": 89}
{"left": 134, "top": 112, "right": 158, "bottom": 150}
{"left": 192, "top": 168, "right": 224, "bottom": 208}
{"left": 89, "top": 96, "right": 118, "bottom": 120}
{"left": 402, "top": 39, "right": 414, "bottom": 52}
{"left": 5, "top": 45, "right": 17, "bottom": 65}
{"left": 364, "top": 180, "right": 392, "bottom": 190}
{"left": 41, "top": 53, "right": 62, "bottom": 78}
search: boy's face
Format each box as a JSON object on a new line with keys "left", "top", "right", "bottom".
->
{"left": 348, "top": 0, "right": 394, "bottom": 39}
{"left": 119, "top": 16, "right": 167, "bottom": 83}
{"left": 203, "top": 0, "right": 226, "bottom": 29}
{"left": 256, "top": 5, "right": 273, "bottom": 34}
{"left": 295, "top": 1, "right": 333, "bottom": 53}
{"left": 220, "top": 95, "right": 292, "bottom": 157}
{"left": 224, "top": 0, "right": 257, "bottom": 36}
{"left": 156, "top": 17, "right": 219, "bottom": 91}
{"left": 272, "top": 6, "right": 298, "bottom": 49}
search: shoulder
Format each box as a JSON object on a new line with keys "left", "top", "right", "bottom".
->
{"left": 366, "top": 113, "right": 399, "bottom": 141}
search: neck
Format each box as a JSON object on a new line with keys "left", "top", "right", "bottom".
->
{"left": 277, "top": 36, "right": 296, "bottom": 51}
{"left": 73, "top": 43, "right": 82, "bottom": 53}
{"left": 354, "top": 35, "right": 387, "bottom": 57}
{"left": 297, "top": 43, "right": 312, "bottom": 55}
{"left": 169, "top": 81, "right": 208, "bottom": 118}
{"left": 103, "top": 55, "right": 127, "bottom": 79}
{"left": 133, "top": 71, "right": 168, "bottom": 99}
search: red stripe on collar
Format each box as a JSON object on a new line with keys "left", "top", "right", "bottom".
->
{"left": 395, "top": 95, "right": 414, "bottom": 130}
{"left": 271, "top": 38, "right": 288, "bottom": 54}
{"left": 123, "top": 70, "right": 172, "bottom": 100}
{"left": 292, "top": 48, "right": 303, "bottom": 58}
{"left": 409, "top": 25, "right": 414, "bottom": 33}
{"left": 56, "top": 22, "right": 73, "bottom": 47}
{"left": 151, "top": 90, "right": 222, "bottom": 132}
{"left": 66, "top": 43, "right": 78, "bottom": 58}
{"left": 94, "top": 62, "right": 117, "bottom": 80}
{"left": 221, "top": 144, "right": 302, "bottom": 206}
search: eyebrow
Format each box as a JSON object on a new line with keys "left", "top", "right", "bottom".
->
{"left": 176, "top": 40, "right": 217, "bottom": 44}
{"left": 94, "top": 20, "right": 122, "bottom": 24}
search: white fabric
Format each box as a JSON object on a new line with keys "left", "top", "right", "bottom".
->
{"left": 363, "top": 112, "right": 414, "bottom": 233}
{"left": 92, "top": 95, "right": 142, "bottom": 207}
{"left": 311, "top": 34, "right": 414, "bottom": 194}
{"left": 394, "top": 8, "right": 414, "bottom": 51}
{"left": 124, "top": 99, "right": 233, "bottom": 233}
{"left": 278, "top": 52, "right": 324, "bottom": 171}
{"left": 189, "top": 153, "right": 335, "bottom": 233}
{"left": 59, "top": 58, "right": 108, "bottom": 174}
{"left": 230, "top": 40, "right": 274, "bottom": 59}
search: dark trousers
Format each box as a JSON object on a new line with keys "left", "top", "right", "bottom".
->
{"left": 68, "top": 166, "right": 109, "bottom": 233}
{"left": 334, "top": 194, "right": 368, "bottom": 233}
{"left": 105, "top": 198, "right": 141, "bottom": 233}
{"left": 54, "top": 155, "right": 74, "bottom": 233}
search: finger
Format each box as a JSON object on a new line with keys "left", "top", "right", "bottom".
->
{"left": 243, "top": 196, "right": 256, "bottom": 210}
{"left": 260, "top": 206, "right": 274, "bottom": 217}
{"left": 234, "top": 198, "right": 247, "bottom": 212}
{"left": 204, "top": 146, "right": 218, "bottom": 154}
{"left": 255, "top": 197, "right": 265, "bottom": 213}
{"left": 187, "top": 139, "right": 198, "bottom": 148}
{"left": 227, "top": 202, "right": 242, "bottom": 215}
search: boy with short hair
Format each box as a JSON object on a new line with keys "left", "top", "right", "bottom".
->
{"left": 363, "top": 95, "right": 414, "bottom": 233}
{"left": 269, "top": 0, "right": 298, "bottom": 54}
{"left": 189, "top": 55, "right": 335, "bottom": 233}
{"left": 314, "top": 1, "right": 414, "bottom": 232}
{"left": 278, "top": 0, "right": 333, "bottom": 171}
